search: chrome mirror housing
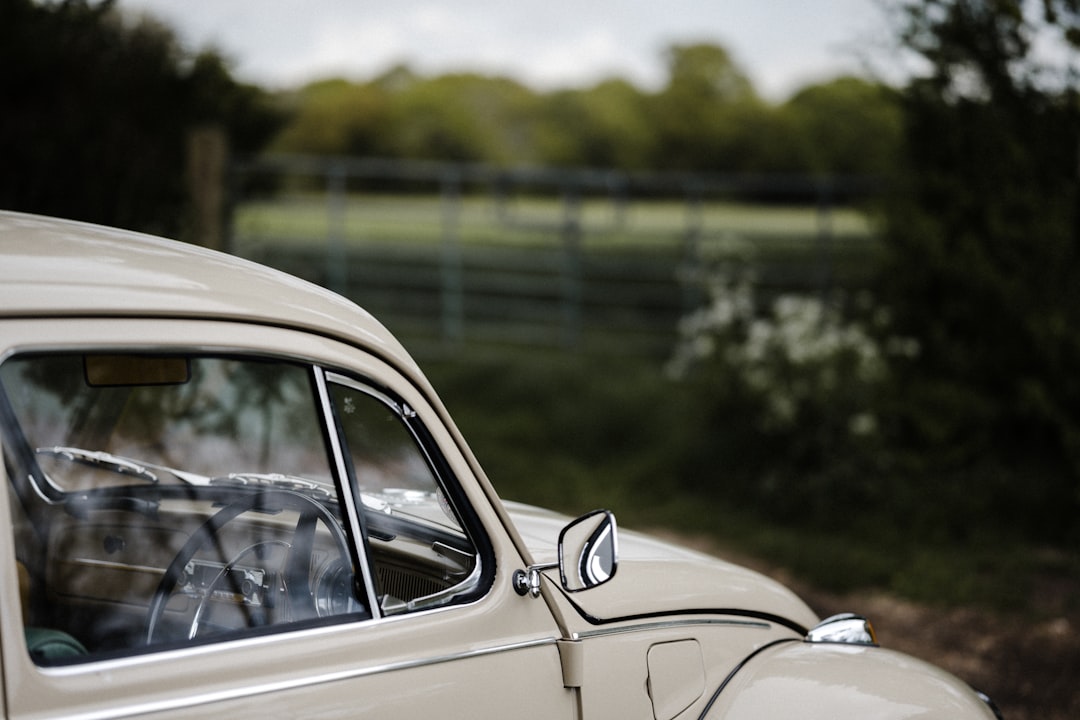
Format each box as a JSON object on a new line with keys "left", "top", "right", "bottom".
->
{"left": 558, "top": 509, "right": 618, "bottom": 592}
{"left": 513, "top": 510, "right": 619, "bottom": 598}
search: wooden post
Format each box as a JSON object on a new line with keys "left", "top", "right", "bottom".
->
{"left": 681, "top": 180, "right": 704, "bottom": 314}
{"left": 816, "top": 177, "right": 834, "bottom": 301}
{"left": 186, "top": 125, "right": 228, "bottom": 250}
{"left": 326, "top": 161, "right": 347, "bottom": 295}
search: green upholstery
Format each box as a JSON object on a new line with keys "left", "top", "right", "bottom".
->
{"left": 24, "top": 627, "right": 87, "bottom": 664}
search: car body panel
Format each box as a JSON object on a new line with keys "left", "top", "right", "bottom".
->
{"left": 0, "top": 212, "right": 1001, "bottom": 719}
{"left": 0, "top": 212, "right": 408, "bottom": 367}
{"left": 505, "top": 500, "right": 818, "bottom": 632}
{"left": 2, "top": 588, "right": 570, "bottom": 719}
{"left": 557, "top": 622, "right": 800, "bottom": 719}
{"left": 704, "top": 641, "right": 998, "bottom": 719}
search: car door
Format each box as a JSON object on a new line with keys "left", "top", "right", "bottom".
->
{"left": 0, "top": 317, "right": 576, "bottom": 719}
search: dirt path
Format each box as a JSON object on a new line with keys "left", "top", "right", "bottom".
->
{"left": 650, "top": 531, "right": 1079, "bottom": 719}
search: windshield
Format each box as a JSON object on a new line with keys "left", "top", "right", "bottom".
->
{"left": 1, "top": 354, "right": 334, "bottom": 494}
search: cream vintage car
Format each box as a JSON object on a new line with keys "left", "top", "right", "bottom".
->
{"left": 0, "top": 211, "right": 1001, "bottom": 719}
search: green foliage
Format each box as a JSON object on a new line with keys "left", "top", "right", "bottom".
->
{"left": 426, "top": 354, "right": 686, "bottom": 515}
{"left": 273, "top": 70, "right": 543, "bottom": 165}
{"left": 665, "top": 267, "right": 916, "bottom": 528}
{"left": 894, "top": 0, "right": 1080, "bottom": 99}
{"left": 647, "top": 43, "right": 769, "bottom": 172}
{"left": 781, "top": 78, "right": 903, "bottom": 176}
{"left": 270, "top": 78, "right": 393, "bottom": 156}
{"left": 0, "top": 0, "right": 282, "bottom": 235}
{"left": 387, "top": 73, "right": 540, "bottom": 163}
{"left": 265, "top": 42, "right": 900, "bottom": 176}
{"left": 424, "top": 347, "right": 1068, "bottom": 612}
{"left": 535, "top": 80, "right": 654, "bottom": 170}
{"left": 880, "top": 0, "right": 1080, "bottom": 542}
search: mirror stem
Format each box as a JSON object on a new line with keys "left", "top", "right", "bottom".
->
{"left": 512, "top": 563, "right": 556, "bottom": 598}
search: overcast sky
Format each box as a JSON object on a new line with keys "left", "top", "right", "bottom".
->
{"left": 118, "top": 0, "right": 898, "bottom": 101}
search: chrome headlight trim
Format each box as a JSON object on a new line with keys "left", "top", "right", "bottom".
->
{"left": 974, "top": 689, "right": 1004, "bottom": 720}
{"left": 805, "top": 613, "right": 878, "bottom": 646}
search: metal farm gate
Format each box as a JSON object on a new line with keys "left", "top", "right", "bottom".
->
{"left": 227, "top": 155, "right": 879, "bottom": 360}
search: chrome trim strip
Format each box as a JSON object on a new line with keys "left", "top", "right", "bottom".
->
{"left": 805, "top": 613, "right": 877, "bottom": 646}
{"left": 54, "top": 636, "right": 559, "bottom": 720}
{"left": 571, "top": 617, "right": 770, "bottom": 640}
{"left": 37, "top": 597, "right": 489, "bottom": 678}
{"left": 313, "top": 367, "right": 383, "bottom": 618}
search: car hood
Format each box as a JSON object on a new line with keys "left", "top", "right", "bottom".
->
{"left": 504, "top": 501, "right": 820, "bottom": 633}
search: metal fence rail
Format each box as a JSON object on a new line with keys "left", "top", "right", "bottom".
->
{"left": 229, "top": 155, "right": 881, "bottom": 360}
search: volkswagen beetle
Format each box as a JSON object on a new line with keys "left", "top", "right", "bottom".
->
{"left": 0, "top": 211, "right": 1001, "bottom": 719}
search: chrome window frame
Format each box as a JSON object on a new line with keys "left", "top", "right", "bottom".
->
{"left": 321, "top": 370, "right": 489, "bottom": 614}
{"left": 313, "top": 367, "right": 384, "bottom": 618}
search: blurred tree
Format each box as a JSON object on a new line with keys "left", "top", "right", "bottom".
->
{"left": 661, "top": 42, "right": 758, "bottom": 104}
{"left": 535, "top": 79, "right": 654, "bottom": 170}
{"left": 649, "top": 43, "right": 771, "bottom": 172}
{"left": 0, "top": 0, "right": 282, "bottom": 236}
{"left": 781, "top": 77, "right": 902, "bottom": 176}
{"left": 186, "top": 51, "right": 284, "bottom": 158}
{"left": 270, "top": 78, "right": 394, "bottom": 156}
{"left": 881, "top": 0, "right": 1080, "bottom": 540}
{"left": 384, "top": 73, "right": 539, "bottom": 163}
{"left": 265, "top": 40, "right": 905, "bottom": 176}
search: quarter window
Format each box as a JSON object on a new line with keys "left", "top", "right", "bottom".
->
{"left": 327, "top": 376, "right": 480, "bottom": 615}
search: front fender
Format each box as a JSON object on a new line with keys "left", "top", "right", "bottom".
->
{"left": 703, "top": 640, "right": 999, "bottom": 720}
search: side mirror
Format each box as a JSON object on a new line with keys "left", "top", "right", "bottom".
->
{"left": 558, "top": 509, "right": 618, "bottom": 592}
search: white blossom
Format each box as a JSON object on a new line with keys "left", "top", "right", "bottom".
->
{"left": 669, "top": 266, "right": 918, "bottom": 432}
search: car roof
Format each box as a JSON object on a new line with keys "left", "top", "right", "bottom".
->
{"left": 0, "top": 211, "right": 416, "bottom": 371}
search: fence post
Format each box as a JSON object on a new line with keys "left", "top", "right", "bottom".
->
{"left": 608, "top": 171, "right": 629, "bottom": 230}
{"left": 326, "top": 161, "right": 347, "bottom": 295}
{"left": 440, "top": 169, "right": 464, "bottom": 347}
{"left": 816, "top": 177, "right": 834, "bottom": 301}
{"left": 186, "top": 125, "right": 228, "bottom": 250}
{"left": 680, "top": 180, "right": 705, "bottom": 314}
{"left": 561, "top": 183, "right": 583, "bottom": 350}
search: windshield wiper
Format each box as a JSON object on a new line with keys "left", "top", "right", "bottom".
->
{"left": 211, "top": 472, "right": 334, "bottom": 499}
{"left": 34, "top": 446, "right": 219, "bottom": 487}
{"left": 37, "top": 446, "right": 159, "bottom": 484}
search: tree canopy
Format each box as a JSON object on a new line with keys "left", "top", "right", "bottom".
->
{"left": 266, "top": 44, "right": 901, "bottom": 177}
{"left": 879, "top": 0, "right": 1080, "bottom": 540}
{"left": 0, "top": 0, "right": 282, "bottom": 236}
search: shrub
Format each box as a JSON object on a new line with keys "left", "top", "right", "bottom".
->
{"left": 667, "top": 266, "right": 917, "bottom": 528}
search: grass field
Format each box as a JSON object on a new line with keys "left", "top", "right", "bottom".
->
{"left": 232, "top": 192, "right": 877, "bottom": 254}
{"left": 229, "top": 192, "right": 885, "bottom": 359}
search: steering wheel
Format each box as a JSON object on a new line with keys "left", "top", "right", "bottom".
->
{"left": 187, "top": 538, "right": 291, "bottom": 639}
{"left": 145, "top": 488, "right": 355, "bottom": 644}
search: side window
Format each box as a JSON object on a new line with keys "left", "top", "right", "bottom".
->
{"left": 0, "top": 353, "right": 369, "bottom": 665}
{"left": 327, "top": 375, "right": 482, "bottom": 615}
